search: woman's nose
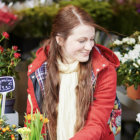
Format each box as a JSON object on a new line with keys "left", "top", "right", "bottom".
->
{"left": 84, "top": 41, "right": 94, "bottom": 50}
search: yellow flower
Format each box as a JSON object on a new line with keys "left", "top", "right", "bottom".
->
{"left": 2, "top": 128, "right": 6, "bottom": 132}
{"left": 25, "top": 114, "right": 31, "bottom": 121}
{"left": 11, "top": 136, "right": 15, "bottom": 140}
{"left": 0, "top": 119, "right": 3, "bottom": 125}
{"left": 12, "top": 124, "right": 17, "bottom": 129}
{"left": 40, "top": 114, "right": 43, "bottom": 121}
{"left": 5, "top": 126, "right": 10, "bottom": 131}
{"left": 43, "top": 118, "right": 49, "bottom": 124}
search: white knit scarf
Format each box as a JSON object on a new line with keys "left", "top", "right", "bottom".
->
{"left": 57, "top": 59, "right": 79, "bottom": 140}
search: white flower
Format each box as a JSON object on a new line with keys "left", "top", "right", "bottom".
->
{"left": 122, "top": 37, "right": 135, "bottom": 45}
{"left": 121, "top": 57, "right": 127, "bottom": 63}
{"left": 113, "top": 39, "right": 122, "bottom": 45}
{"left": 114, "top": 51, "right": 123, "bottom": 61}
{"left": 128, "top": 38, "right": 136, "bottom": 45}
{"left": 122, "top": 37, "right": 129, "bottom": 43}
{"left": 136, "top": 113, "right": 140, "bottom": 123}
{"left": 137, "top": 59, "right": 140, "bottom": 65}
{"left": 138, "top": 36, "right": 140, "bottom": 43}
{"left": 128, "top": 49, "right": 139, "bottom": 60}
{"left": 134, "top": 44, "right": 140, "bottom": 51}
{"left": 129, "top": 69, "right": 131, "bottom": 74}
{"left": 133, "top": 63, "right": 139, "bottom": 68}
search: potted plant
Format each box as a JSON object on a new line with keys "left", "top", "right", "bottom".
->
{"left": 0, "top": 98, "right": 18, "bottom": 140}
{"left": 0, "top": 117, "right": 18, "bottom": 140}
{"left": 110, "top": 31, "right": 140, "bottom": 99}
{"left": 0, "top": 32, "right": 21, "bottom": 113}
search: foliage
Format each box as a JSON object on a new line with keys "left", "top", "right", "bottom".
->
{"left": 12, "top": 0, "right": 114, "bottom": 38}
{"left": 110, "top": 3, "right": 140, "bottom": 36}
{"left": 0, "top": 32, "right": 21, "bottom": 78}
{"left": 13, "top": 4, "right": 59, "bottom": 38}
{"left": 17, "top": 94, "right": 49, "bottom": 140}
{"left": 59, "top": 0, "right": 114, "bottom": 30}
{"left": 134, "top": 129, "right": 140, "bottom": 140}
{"left": 11, "top": 0, "right": 140, "bottom": 38}
{"left": 110, "top": 31, "right": 140, "bottom": 89}
{"left": 0, "top": 32, "right": 21, "bottom": 98}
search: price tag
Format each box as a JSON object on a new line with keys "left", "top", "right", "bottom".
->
{"left": 0, "top": 76, "right": 15, "bottom": 93}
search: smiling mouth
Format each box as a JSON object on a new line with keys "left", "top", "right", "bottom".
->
{"left": 81, "top": 51, "right": 90, "bottom": 56}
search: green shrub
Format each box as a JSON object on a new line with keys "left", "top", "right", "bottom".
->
{"left": 59, "top": 0, "right": 114, "bottom": 30}
{"left": 13, "top": 4, "right": 59, "bottom": 38}
{"left": 12, "top": 0, "right": 140, "bottom": 38}
{"left": 110, "top": 3, "right": 140, "bottom": 36}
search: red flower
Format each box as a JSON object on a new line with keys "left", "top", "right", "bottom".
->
{"left": 14, "top": 53, "right": 21, "bottom": 58}
{"left": 2, "top": 32, "right": 9, "bottom": 39}
{"left": 12, "top": 46, "right": 18, "bottom": 51}
{"left": 0, "top": 10, "right": 18, "bottom": 25}
{"left": 0, "top": 46, "right": 4, "bottom": 53}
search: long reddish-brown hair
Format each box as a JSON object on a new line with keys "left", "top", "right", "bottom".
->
{"left": 42, "top": 5, "right": 107, "bottom": 140}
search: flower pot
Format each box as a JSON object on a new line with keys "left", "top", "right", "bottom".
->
{"left": 2, "top": 98, "right": 15, "bottom": 113}
{"left": 127, "top": 85, "right": 140, "bottom": 100}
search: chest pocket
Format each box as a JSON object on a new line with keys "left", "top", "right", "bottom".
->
{"left": 91, "top": 71, "right": 122, "bottom": 136}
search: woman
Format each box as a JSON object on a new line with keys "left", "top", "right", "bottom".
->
{"left": 26, "top": 5, "right": 120, "bottom": 140}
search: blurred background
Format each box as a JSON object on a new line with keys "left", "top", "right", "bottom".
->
{"left": 0, "top": 0, "right": 140, "bottom": 140}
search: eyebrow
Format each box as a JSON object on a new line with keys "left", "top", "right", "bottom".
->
{"left": 78, "top": 36, "right": 95, "bottom": 40}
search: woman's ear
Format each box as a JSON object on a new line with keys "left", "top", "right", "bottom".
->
{"left": 56, "top": 36, "right": 64, "bottom": 47}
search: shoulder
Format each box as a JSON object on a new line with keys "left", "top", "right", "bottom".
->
{"left": 91, "top": 44, "right": 120, "bottom": 76}
{"left": 27, "top": 47, "right": 48, "bottom": 76}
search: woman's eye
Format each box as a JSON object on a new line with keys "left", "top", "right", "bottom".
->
{"left": 90, "top": 39, "right": 95, "bottom": 42}
{"left": 78, "top": 40, "right": 85, "bottom": 43}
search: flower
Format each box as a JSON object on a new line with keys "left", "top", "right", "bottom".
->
{"left": 134, "top": 113, "right": 140, "bottom": 140}
{"left": 0, "top": 6, "right": 18, "bottom": 33}
{"left": 2, "top": 32, "right": 9, "bottom": 39}
{"left": 136, "top": 113, "right": 140, "bottom": 124}
{"left": 14, "top": 52, "right": 21, "bottom": 58}
{"left": 0, "top": 32, "right": 21, "bottom": 98}
{"left": 16, "top": 127, "right": 31, "bottom": 140}
{"left": 12, "top": 46, "right": 18, "bottom": 51}
{"left": 110, "top": 31, "right": 140, "bottom": 89}
{"left": 0, "top": 32, "right": 21, "bottom": 77}
{"left": 0, "top": 46, "right": 4, "bottom": 53}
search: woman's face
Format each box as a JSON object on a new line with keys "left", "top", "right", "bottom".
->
{"left": 61, "top": 24, "right": 95, "bottom": 64}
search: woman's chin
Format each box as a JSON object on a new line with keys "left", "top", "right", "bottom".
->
{"left": 78, "top": 56, "right": 89, "bottom": 62}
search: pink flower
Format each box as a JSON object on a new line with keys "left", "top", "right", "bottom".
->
{"left": 0, "top": 46, "right": 4, "bottom": 53}
{"left": 14, "top": 53, "right": 21, "bottom": 58}
{"left": 12, "top": 46, "right": 18, "bottom": 51}
{"left": 2, "top": 32, "right": 9, "bottom": 39}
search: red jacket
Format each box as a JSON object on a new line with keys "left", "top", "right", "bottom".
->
{"left": 26, "top": 44, "right": 120, "bottom": 140}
